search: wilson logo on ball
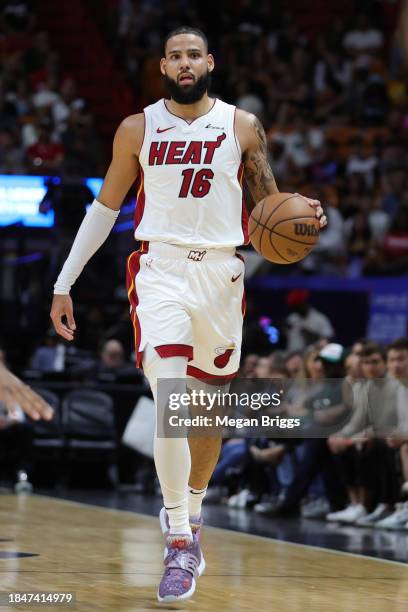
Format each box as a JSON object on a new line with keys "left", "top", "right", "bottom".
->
{"left": 294, "top": 223, "right": 319, "bottom": 237}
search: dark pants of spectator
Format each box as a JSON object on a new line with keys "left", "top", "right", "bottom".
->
{"left": 210, "top": 440, "right": 247, "bottom": 486}
{"left": 282, "top": 438, "right": 347, "bottom": 510}
{"left": 210, "top": 438, "right": 272, "bottom": 498}
{"left": 241, "top": 454, "right": 274, "bottom": 498}
{"left": 0, "top": 423, "right": 33, "bottom": 479}
{"left": 334, "top": 440, "right": 399, "bottom": 506}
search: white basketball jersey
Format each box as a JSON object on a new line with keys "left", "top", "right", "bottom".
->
{"left": 134, "top": 98, "right": 248, "bottom": 248}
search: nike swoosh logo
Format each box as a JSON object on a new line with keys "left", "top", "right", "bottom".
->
{"left": 157, "top": 126, "right": 176, "bottom": 133}
{"left": 231, "top": 273, "right": 242, "bottom": 282}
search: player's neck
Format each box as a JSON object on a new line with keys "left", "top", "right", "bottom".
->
{"left": 166, "top": 94, "right": 214, "bottom": 123}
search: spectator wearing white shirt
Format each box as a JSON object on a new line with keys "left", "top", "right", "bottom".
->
{"left": 300, "top": 203, "right": 346, "bottom": 275}
{"left": 278, "top": 115, "right": 324, "bottom": 169}
{"left": 343, "top": 13, "right": 384, "bottom": 58}
{"left": 31, "top": 328, "right": 66, "bottom": 372}
{"left": 52, "top": 78, "right": 85, "bottom": 135}
{"left": 368, "top": 195, "right": 391, "bottom": 241}
{"left": 235, "top": 79, "right": 265, "bottom": 121}
{"left": 284, "top": 290, "right": 335, "bottom": 353}
{"left": 31, "top": 78, "right": 60, "bottom": 110}
{"left": 346, "top": 138, "right": 378, "bottom": 189}
{"left": 385, "top": 339, "right": 408, "bottom": 502}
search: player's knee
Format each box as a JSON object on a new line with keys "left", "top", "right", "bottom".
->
{"left": 143, "top": 343, "right": 188, "bottom": 384}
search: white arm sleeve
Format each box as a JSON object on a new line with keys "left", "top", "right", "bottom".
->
{"left": 53, "top": 199, "right": 120, "bottom": 295}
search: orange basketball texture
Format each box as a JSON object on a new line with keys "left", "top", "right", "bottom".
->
{"left": 248, "top": 193, "right": 320, "bottom": 264}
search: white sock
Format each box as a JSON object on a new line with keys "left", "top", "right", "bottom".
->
{"left": 143, "top": 344, "right": 192, "bottom": 538}
{"left": 189, "top": 486, "right": 207, "bottom": 520}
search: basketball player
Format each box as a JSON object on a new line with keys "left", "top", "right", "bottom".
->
{"left": 50, "top": 27, "right": 327, "bottom": 602}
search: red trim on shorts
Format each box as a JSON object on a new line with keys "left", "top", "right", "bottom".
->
{"left": 134, "top": 167, "right": 145, "bottom": 229}
{"left": 237, "top": 163, "right": 249, "bottom": 244}
{"left": 155, "top": 344, "right": 193, "bottom": 360}
{"left": 137, "top": 350, "right": 144, "bottom": 368}
{"left": 234, "top": 252, "right": 246, "bottom": 316}
{"left": 187, "top": 365, "right": 238, "bottom": 385}
{"left": 126, "top": 241, "right": 149, "bottom": 368}
{"left": 241, "top": 287, "right": 246, "bottom": 317}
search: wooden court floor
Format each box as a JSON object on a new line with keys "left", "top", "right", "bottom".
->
{"left": 0, "top": 494, "right": 408, "bottom": 611}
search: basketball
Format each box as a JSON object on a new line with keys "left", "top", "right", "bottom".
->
{"left": 248, "top": 193, "right": 320, "bottom": 264}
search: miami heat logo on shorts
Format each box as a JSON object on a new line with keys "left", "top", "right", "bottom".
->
{"left": 214, "top": 345, "right": 236, "bottom": 368}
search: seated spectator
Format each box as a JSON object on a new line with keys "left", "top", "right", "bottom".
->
{"left": 273, "top": 114, "right": 324, "bottom": 170}
{"left": 100, "top": 339, "right": 126, "bottom": 371}
{"left": 83, "top": 339, "right": 135, "bottom": 381}
{"left": 256, "top": 343, "right": 351, "bottom": 517}
{"left": 30, "top": 328, "right": 66, "bottom": 372}
{"left": 327, "top": 342, "right": 400, "bottom": 526}
{"left": 361, "top": 74, "right": 389, "bottom": 126}
{"left": 339, "top": 173, "right": 369, "bottom": 219}
{"left": 52, "top": 77, "right": 85, "bottom": 135}
{"left": 284, "top": 289, "right": 334, "bottom": 353}
{"left": 0, "top": 85, "right": 18, "bottom": 132}
{"left": 382, "top": 205, "right": 408, "bottom": 265}
{"left": 0, "top": 127, "right": 24, "bottom": 173}
{"left": 235, "top": 78, "right": 265, "bottom": 119}
{"left": 343, "top": 13, "right": 384, "bottom": 58}
{"left": 345, "top": 210, "right": 373, "bottom": 260}
{"left": 384, "top": 339, "right": 408, "bottom": 515}
{"left": 267, "top": 139, "right": 288, "bottom": 183}
{"left": 253, "top": 356, "right": 274, "bottom": 379}
{"left": 368, "top": 195, "right": 391, "bottom": 241}
{"left": 310, "top": 141, "right": 340, "bottom": 185}
{"left": 346, "top": 137, "right": 378, "bottom": 189}
{"left": 299, "top": 198, "right": 347, "bottom": 275}
{"left": 6, "top": 80, "right": 33, "bottom": 121}
{"left": 26, "top": 118, "right": 64, "bottom": 174}
{"left": 367, "top": 204, "right": 408, "bottom": 275}
{"left": 239, "top": 354, "right": 259, "bottom": 378}
{"left": 32, "top": 77, "right": 60, "bottom": 110}
{"left": 2, "top": 0, "right": 35, "bottom": 32}
{"left": 284, "top": 352, "right": 303, "bottom": 378}
{"left": 380, "top": 168, "right": 405, "bottom": 219}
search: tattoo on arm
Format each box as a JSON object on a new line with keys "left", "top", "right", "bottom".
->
{"left": 243, "top": 116, "right": 278, "bottom": 201}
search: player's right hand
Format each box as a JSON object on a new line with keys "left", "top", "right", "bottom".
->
{"left": 50, "top": 294, "right": 76, "bottom": 341}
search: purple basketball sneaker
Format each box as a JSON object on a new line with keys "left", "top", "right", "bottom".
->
{"left": 159, "top": 507, "right": 205, "bottom": 561}
{"left": 157, "top": 534, "right": 203, "bottom": 602}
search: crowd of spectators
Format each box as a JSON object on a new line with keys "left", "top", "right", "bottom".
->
{"left": 0, "top": 0, "right": 102, "bottom": 176}
{"left": 207, "top": 336, "right": 408, "bottom": 532}
{"left": 98, "top": 0, "right": 408, "bottom": 277}
{"left": 1, "top": 1, "right": 407, "bottom": 299}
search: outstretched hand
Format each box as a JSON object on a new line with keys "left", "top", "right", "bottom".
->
{"left": 0, "top": 365, "right": 53, "bottom": 421}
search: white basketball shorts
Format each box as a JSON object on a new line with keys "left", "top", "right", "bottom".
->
{"left": 126, "top": 241, "right": 245, "bottom": 382}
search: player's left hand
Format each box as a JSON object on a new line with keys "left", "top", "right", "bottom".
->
{"left": 295, "top": 193, "right": 327, "bottom": 229}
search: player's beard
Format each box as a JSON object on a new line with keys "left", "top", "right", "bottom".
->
{"left": 164, "top": 71, "right": 211, "bottom": 104}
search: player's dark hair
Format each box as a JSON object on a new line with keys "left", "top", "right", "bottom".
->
{"left": 164, "top": 26, "right": 208, "bottom": 54}
{"left": 387, "top": 338, "right": 408, "bottom": 353}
